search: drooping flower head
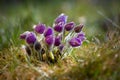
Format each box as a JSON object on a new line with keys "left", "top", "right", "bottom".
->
{"left": 58, "top": 44, "right": 64, "bottom": 51}
{"left": 65, "top": 22, "right": 75, "bottom": 31}
{"left": 69, "top": 37, "right": 81, "bottom": 47}
{"left": 26, "top": 32, "right": 37, "bottom": 44}
{"left": 54, "top": 35, "right": 61, "bottom": 46}
{"left": 20, "top": 31, "right": 30, "bottom": 39}
{"left": 54, "top": 22, "right": 64, "bottom": 32}
{"left": 44, "top": 27, "right": 53, "bottom": 37}
{"left": 55, "top": 13, "right": 68, "bottom": 24}
{"left": 77, "top": 32, "right": 85, "bottom": 41}
{"left": 34, "top": 23, "right": 46, "bottom": 34}
{"left": 74, "top": 24, "right": 84, "bottom": 33}
{"left": 34, "top": 41, "right": 41, "bottom": 51}
{"left": 45, "top": 35, "right": 55, "bottom": 46}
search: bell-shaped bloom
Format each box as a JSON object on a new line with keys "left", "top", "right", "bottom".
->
{"left": 20, "top": 31, "right": 30, "bottom": 39}
{"left": 65, "top": 22, "right": 75, "bottom": 31}
{"left": 69, "top": 37, "right": 81, "bottom": 47}
{"left": 54, "top": 22, "right": 64, "bottom": 32}
{"left": 55, "top": 13, "right": 68, "bottom": 24}
{"left": 54, "top": 36, "right": 61, "bottom": 46}
{"left": 74, "top": 24, "right": 84, "bottom": 33}
{"left": 77, "top": 32, "right": 85, "bottom": 41}
{"left": 34, "top": 24, "right": 46, "bottom": 34}
{"left": 26, "top": 32, "right": 37, "bottom": 44}
{"left": 58, "top": 44, "right": 64, "bottom": 51}
{"left": 45, "top": 35, "right": 54, "bottom": 46}
{"left": 44, "top": 27, "right": 53, "bottom": 37}
{"left": 34, "top": 41, "right": 41, "bottom": 51}
{"left": 25, "top": 45, "right": 32, "bottom": 55}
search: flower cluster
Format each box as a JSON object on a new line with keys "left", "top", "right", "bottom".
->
{"left": 20, "top": 13, "right": 85, "bottom": 63}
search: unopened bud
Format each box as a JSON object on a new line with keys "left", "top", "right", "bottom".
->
{"left": 74, "top": 24, "right": 84, "bottom": 33}
{"left": 34, "top": 41, "right": 41, "bottom": 51}
{"left": 25, "top": 45, "right": 31, "bottom": 56}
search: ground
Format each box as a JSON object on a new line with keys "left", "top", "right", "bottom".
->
{"left": 0, "top": 33, "right": 120, "bottom": 80}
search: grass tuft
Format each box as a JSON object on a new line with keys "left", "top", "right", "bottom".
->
{"left": 0, "top": 30, "right": 120, "bottom": 80}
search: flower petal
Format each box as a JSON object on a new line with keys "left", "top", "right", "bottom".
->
{"left": 55, "top": 13, "right": 68, "bottom": 24}
{"left": 69, "top": 37, "right": 81, "bottom": 47}
{"left": 58, "top": 44, "right": 64, "bottom": 51}
{"left": 54, "top": 22, "right": 64, "bottom": 32}
{"left": 44, "top": 27, "right": 53, "bottom": 37}
{"left": 77, "top": 32, "right": 85, "bottom": 41}
{"left": 65, "top": 22, "right": 75, "bottom": 31}
{"left": 26, "top": 32, "right": 37, "bottom": 44}
{"left": 20, "top": 31, "right": 30, "bottom": 39}
{"left": 45, "top": 35, "right": 55, "bottom": 46}
{"left": 34, "top": 24, "right": 46, "bottom": 34}
{"left": 54, "top": 36, "right": 61, "bottom": 46}
{"left": 74, "top": 24, "right": 84, "bottom": 33}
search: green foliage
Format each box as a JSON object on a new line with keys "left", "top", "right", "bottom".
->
{"left": 0, "top": 34, "right": 120, "bottom": 79}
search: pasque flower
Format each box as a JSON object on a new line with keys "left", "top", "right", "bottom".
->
{"left": 55, "top": 13, "right": 68, "bottom": 24}
{"left": 65, "top": 22, "right": 75, "bottom": 31}
{"left": 77, "top": 32, "right": 85, "bottom": 41}
{"left": 20, "top": 31, "right": 30, "bottom": 39}
{"left": 26, "top": 32, "right": 37, "bottom": 44}
{"left": 74, "top": 24, "right": 84, "bottom": 33}
{"left": 34, "top": 23, "right": 46, "bottom": 34}
{"left": 44, "top": 27, "right": 53, "bottom": 37}
{"left": 54, "top": 22, "right": 64, "bottom": 32}
{"left": 54, "top": 36, "right": 61, "bottom": 46}
{"left": 58, "top": 44, "right": 64, "bottom": 51}
{"left": 45, "top": 35, "right": 55, "bottom": 46}
{"left": 69, "top": 37, "right": 82, "bottom": 47}
{"left": 20, "top": 13, "right": 86, "bottom": 62}
{"left": 34, "top": 41, "right": 41, "bottom": 51}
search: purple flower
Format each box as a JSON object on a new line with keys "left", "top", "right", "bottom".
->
{"left": 69, "top": 37, "right": 81, "bottom": 47}
{"left": 65, "top": 22, "right": 75, "bottom": 31}
{"left": 54, "top": 36, "right": 61, "bottom": 46}
{"left": 26, "top": 32, "right": 37, "bottom": 44}
{"left": 77, "top": 32, "right": 85, "bottom": 41}
{"left": 34, "top": 24, "right": 46, "bottom": 34}
{"left": 34, "top": 41, "right": 41, "bottom": 51}
{"left": 55, "top": 13, "right": 68, "bottom": 24}
{"left": 45, "top": 35, "right": 54, "bottom": 46}
{"left": 44, "top": 27, "right": 53, "bottom": 37}
{"left": 58, "top": 44, "right": 64, "bottom": 51}
{"left": 20, "top": 31, "right": 30, "bottom": 39}
{"left": 74, "top": 24, "right": 84, "bottom": 33}
{"left": 19, "top": 13, "right": 86, "bottom": 61}
{"left": 54, "top": 22, "right": 64, "bottom": 32}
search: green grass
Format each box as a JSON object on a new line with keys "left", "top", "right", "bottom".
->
{"left": 0, "top": 33, "right": 120, "bottom": 80}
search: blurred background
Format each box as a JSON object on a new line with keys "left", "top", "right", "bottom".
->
{"left": 0, "top": 0, "right": 120, "bottom": 50}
